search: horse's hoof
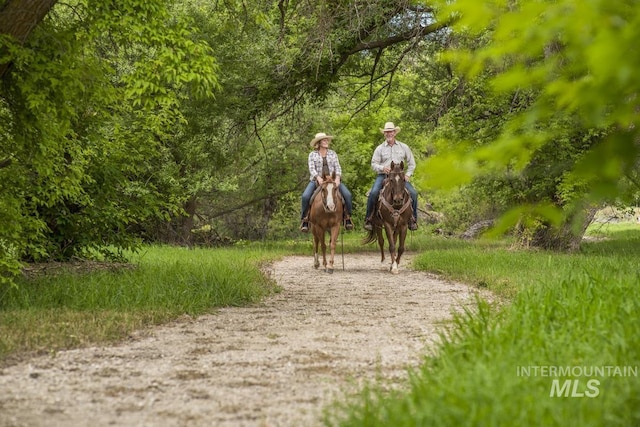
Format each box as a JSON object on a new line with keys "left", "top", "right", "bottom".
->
{"left": 327, "top": 268, "right": 334, "bottom": 274}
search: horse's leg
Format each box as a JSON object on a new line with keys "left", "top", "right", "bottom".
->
{"left": 383, "top": 224, "right": 396, "bottom": 272}
{"left": 389, "top": 229, "right": 401, "bottom": 274}
{"left": 321, "top": 231, "right": 328, "bottom": 271}
{"left": 376, "top": 226, "right": 385, "bottom": 264}
{"left": 312, "top": 227, "right": 320, "bottom": 269}
{"left": 397, "top": 225, "right": 408, "bottom": 267}
{"left": 327, "top": 224, "right": 339, "bottom": 274}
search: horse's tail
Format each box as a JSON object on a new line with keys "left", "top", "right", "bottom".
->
{"left": 362, "top": 227, "right": 377, "bottom": 245}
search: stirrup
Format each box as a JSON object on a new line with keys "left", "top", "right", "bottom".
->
{"left": 300, "top": 221, "right": 309, "bottom": 232}
{"left": 344, "top": 217, "right": 354, "bottom": 230}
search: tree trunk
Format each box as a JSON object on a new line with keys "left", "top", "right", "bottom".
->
{"left": 177, "top": 196, "right": 197, "bottom": 247}
{"left": 529, "top": 205, "right": 599, "bottom": 252}
{"left": 461, "top": 219, "right": 494, "bottom": 240}
{"left": 0, "top": 0, "right": 58, "bottom": 79}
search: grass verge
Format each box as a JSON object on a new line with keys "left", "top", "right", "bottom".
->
{"left": 0, "top": 246, "right": 281, "bottom": 364}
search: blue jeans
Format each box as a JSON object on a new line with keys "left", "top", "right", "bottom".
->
{"left": 301, "top": 181, "right": 353, "bottom": 220}
{"left": 365, "top": 174, "right": 418, "bottom": 222}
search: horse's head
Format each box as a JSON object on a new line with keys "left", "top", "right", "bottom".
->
{"left": 321, "top": 172, "right": 340, "bottom": 212}
{"left": 387, "top": 161, "right": 406, "bottom": 208}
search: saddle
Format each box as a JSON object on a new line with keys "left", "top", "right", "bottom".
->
{"left": 309, "top": 186, "right": 346, "bottom": 209}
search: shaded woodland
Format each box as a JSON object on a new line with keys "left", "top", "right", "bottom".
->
{"left": 1, "top": 0, "right": 638, "bottom": 282}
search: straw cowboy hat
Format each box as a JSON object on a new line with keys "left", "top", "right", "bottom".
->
{"left": 380, "top": 122, "right": 401, "bottom": 134}
{"left": 310, "top": 132, "right": 334, "bottom": 147}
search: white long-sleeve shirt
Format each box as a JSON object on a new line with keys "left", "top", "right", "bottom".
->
{"left": 370, "top": 140, "right": 416, "bottom": 176}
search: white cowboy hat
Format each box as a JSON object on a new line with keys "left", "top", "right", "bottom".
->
{"left": 310, "top": 132, "right": 334, "bottom": 147}
{"left": 380, "top": 122, "right": 401, "bottom": 134}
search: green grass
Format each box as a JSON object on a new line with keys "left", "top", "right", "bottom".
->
{"left": 0, "top": 246, "right": 281, "bottom": 363}
{"left": 325, "top": 225, "right": 640, "bottom": 426}
{"left": 411, "top": 238, "right": 640, "bottom": 299}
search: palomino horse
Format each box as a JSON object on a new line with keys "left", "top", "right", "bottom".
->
{"left": 363, "top": 161, "right": 413, "bottom": 274}
{"left": 308, "top": 172, "right": 344, "bottom": 273}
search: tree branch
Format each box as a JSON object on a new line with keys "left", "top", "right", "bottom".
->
{"left": 0, "top": 158, "right": 12, "bottom": 169}
{"left": 343, "top": 20, "right": 449, "bottom": 60}
{"left": 0, "top": 0, "right": 59, "bottom": 79}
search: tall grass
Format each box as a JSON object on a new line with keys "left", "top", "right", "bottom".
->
{"left": 0, "top": 246, "right": 280, "bottom": 362}
{"left": 326, "top": 226, "right": 640, "bottom": 426}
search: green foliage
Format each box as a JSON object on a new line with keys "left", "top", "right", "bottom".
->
{"left": 386, "top": 0, "right": 640, "bottom": 247}
{"left": 0, "top": 0, "right": 219, "bottom": 280}
{"left": 1, "top": 0, "right": 448, "bottom": 258}
{"left": 429, "top": 0, "right": 640, "bottom": 201}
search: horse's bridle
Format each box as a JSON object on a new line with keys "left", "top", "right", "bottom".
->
{"left": 321, "top": 182, "right": 340, "bottom": 213}
{"left": 378, "top": 177, "right": 411, "bottom": 227}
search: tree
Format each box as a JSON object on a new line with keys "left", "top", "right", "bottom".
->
{"left": 417, "top": 0, "right": 640, "bottom": 249}
{"left": 0, "top": 0, "right": 218, "bottom": 284}
{"left": 0, "top": 0, "right": 58, "bottom": 78}
{"left": 142, "top": 0, "right": 452, "bottom": 242}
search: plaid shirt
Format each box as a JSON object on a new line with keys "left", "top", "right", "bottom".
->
{"left": 308, "top": 149, "right": 342, "bottom": 181}
{"left": 371, "top": 140, "right": 416, "bottom": 176}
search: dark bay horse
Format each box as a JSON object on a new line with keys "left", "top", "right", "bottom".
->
{"left": 363, "top": 161, "right": 412, "bottom": 274}
{"left": 308, "top": 172, "right": 344, "bottom": 273}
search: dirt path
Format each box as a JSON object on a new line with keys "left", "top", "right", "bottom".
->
{"left": 0, "top": 253, "right": 483, "bottom": 427}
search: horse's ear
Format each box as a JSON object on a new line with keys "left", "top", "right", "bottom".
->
{"left": 400, "top": 161, "right": 404, "bottom": 170}
{"left": 332, "top": 171, "right": 336, "bottom": 180}
{"left": 390, "top": 161, "right": 395, "bottom": 169}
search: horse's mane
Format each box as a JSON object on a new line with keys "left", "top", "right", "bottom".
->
{"left": 321, "top": 171, "right": 336, "bottom": 182}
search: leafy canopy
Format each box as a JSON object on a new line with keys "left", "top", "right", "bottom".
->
{"left": 424, "top": 0, "right": 640, "bottom": 201}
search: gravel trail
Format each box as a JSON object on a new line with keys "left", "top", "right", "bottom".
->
{"left": 0, "top": 253, "right": 482, "bottom": 427}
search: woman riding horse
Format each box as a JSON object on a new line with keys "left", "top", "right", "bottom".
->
{"left": 300, "top": 132, "right": 353, "bottom": 232}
